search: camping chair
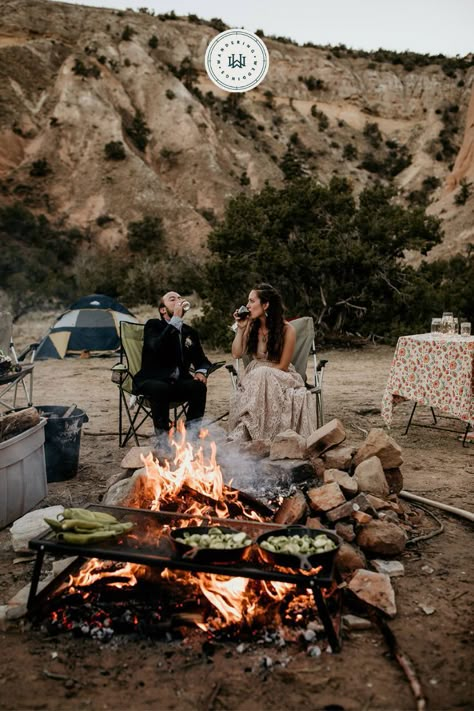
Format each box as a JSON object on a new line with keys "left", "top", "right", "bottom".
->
{"left": 112, "top": 321, "right": 225, "bottom": 447}
{"left": 226, "top": 316, "right": 327, "bottom": 428}
{"left": 0, "top": 312, "right": 37, "bottom": 411}
{"left": 111, "top": 321, "right": 185, "bottom": 447}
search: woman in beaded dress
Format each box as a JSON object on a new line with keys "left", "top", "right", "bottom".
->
{"left": 227, "top": 283, "right": 316, "bottom": 442}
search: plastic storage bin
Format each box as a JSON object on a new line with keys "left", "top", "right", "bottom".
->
{"left": 0, "top": 418, "right": 47, "bottom": 529}
{"left": 37, "top": 406, "right": 88, "bottom": 482}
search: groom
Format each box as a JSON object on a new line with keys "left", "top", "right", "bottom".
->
{"left": 133, "top": 291, "right": 212, "bottom": 436}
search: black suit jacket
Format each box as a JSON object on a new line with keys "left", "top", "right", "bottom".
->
{"left": 134, "top": 318, "right": 212, "bottom": 386}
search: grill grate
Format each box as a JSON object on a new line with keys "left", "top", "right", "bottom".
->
{"left": 28, "top": 504, "right": 341, "bottom": 650}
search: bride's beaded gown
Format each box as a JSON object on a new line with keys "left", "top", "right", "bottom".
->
{"left": 227, "top": 358, "right": 316, "bottom": 442}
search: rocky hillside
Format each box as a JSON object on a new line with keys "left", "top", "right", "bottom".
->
{"left": 0, "top": 0, "right": 473, "bottom": 260}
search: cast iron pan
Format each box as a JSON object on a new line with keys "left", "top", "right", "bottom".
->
{"left": 170, "top": 525, "right": 253, "bottom": 564}
{"left": 256, "top": 525, "right": 341, "bottom": 572}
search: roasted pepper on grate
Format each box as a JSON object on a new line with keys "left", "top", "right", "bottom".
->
{"left": 57, "top": 523, "right": 134, "bottom": 545}
{"left": 62, "top": 508, "right": 119, "bottom": 524}
{"left": 44, "top": 509, "right": 134, "bottom": 543}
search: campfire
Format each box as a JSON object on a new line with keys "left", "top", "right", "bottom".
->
{"left": 31, "top": 423, "right": 339, "bottom": 646}
{"left": 28, "top": 418, "right": 433, "bottom": 658}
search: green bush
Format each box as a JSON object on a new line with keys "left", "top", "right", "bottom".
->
{"left": 72, "top": 58, "right": 100, "bottom": 79}
{"left": 310, "top": 105, "right": 329, "bottom": 131}
{"left": 343, "top": 143, "right": 358, "bottom": 160}
{"left": 121, "top": 25, "right": 135, "bottom": 41}
{"left": 0, "top": 204, "right": 83, "bottom": 317}
{"left": 148, "top": 35, "right": 158, "bottom": 49}
{"left": 104, "top": 141, "right": 126, "bottom": 160}
{"left": 196, "top": 178, "right": 446, "bottom": 347}
{"left": 30, "top": 159, "right": 52, "bottom": 177}
{"left": 127, "top": 216, "right": 165, "bottom": 254}
{"left": 279, "top": 147, "right": 305, "bottom": 181}
{"left": 299, "top": 75, "right": 326, "bottom": 91}
{"left": 454, "top": 179, "right": 471, "bottom": 206}
{"left": 125, "top": 110, "right": 151, "bottom": 152}
{"left": 363, "top": 122, "right": 382, "bottom": 148}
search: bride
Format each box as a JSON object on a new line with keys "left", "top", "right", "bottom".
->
{"left": 227, "top": 283, "right": 316, "bottom": 442}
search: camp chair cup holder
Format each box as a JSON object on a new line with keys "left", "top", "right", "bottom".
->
{"left": 111, "top": 363, "right": 128, "bottom": 384}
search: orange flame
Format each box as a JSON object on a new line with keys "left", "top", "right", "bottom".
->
{"left": 61, "top": 424, "right": 318, "bottom": 631}
{"left": 60, "top": 559, "right": 142, "bottom": 593}
{"left": 139, "top": 421, "right": 225, "bottom": 511}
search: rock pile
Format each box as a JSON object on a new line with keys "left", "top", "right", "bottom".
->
{"left": 102, "top": 420, "right": 416, "bottom": 618}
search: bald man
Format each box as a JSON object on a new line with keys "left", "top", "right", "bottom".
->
{"left": 134, "top": 291, "right": 212, "bottom": 435}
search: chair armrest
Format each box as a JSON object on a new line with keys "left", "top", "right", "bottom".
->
{"left": 316, "top": 359, "right": 328, "bottom": 371}
{"left": 17, "top": 343, "right": 39, "bottom": 362}
{"left": 206, "top": 361, "right": 226, "bottom": 377}
{"left": 225, "top": 363, "right": 238, "bottom": 377}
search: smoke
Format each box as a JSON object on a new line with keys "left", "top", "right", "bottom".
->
{"left": 152, "top": 419, "right": 304, "bottom": 502}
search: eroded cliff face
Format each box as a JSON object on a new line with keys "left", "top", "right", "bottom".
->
{"left": 0, "top": 0, "right": 472, "bottom": 258}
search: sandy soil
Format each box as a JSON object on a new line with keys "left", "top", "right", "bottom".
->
{"left": 0, "top": 311, "right": 473, "bottom": 711}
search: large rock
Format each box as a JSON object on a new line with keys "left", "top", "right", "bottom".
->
{"left": 324, "top": 469, "right": 358, "bottom": 498}
{"left": 322, "top": 445, "right": 355, "bottom": 471}
{"left": 305, "top": 516, "right": 325, "bottom": 529}
{"left": 335, "top": 521, "right": 356, "bottom": 542}
{"left": 120, "top": 446, "right": 156, "bottom": 469}
{"left": 274, "top": 491, "right": 308, "bottom": 525}
{"left": 238, "top": 440, "right": 271, "bottom": 458}
{"left": 347, "top": 569, "right": 397, "bottom": 617}
{"left": 261, "top": 458, "right": 314, "bottom": 486}
{"left": 353, "top": 429, "right": 403, "bottom": 469}
{"left": 305, "top": 419, "right": 346, "bottom": 456}
{"left": 269, "top": 430, "right": 307, "bottom": 460}
{"left": 366, "top": 494, "right": 393, "bottom": 510}
{"left": 357, "top": 520, "right": 407, "bottom": 556}
{"left": 335, "top": 543, "right": 367, "bottom": 575}
{"left": 354, "top": 456, "right": 389, "bottom": 497}
{"left": 371, "top": 559, "right": 405, "bottom": 577}
{"left": 326, "top": 493, "right": 376, "bottom": 523}
{"left": 305, "top": 453, "right": 326, "bottom": 478}
{"left": 103, "top": 469, "right": 145, "bottom": 506}
{"left": 307, "top": 482, "right": 346, "bottom": 512}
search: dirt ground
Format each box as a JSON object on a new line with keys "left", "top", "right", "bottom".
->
{"left": 0, "top": 310, "right": 473, "bottom": 711}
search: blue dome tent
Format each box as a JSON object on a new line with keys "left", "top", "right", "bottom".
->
{"left": 35, "top": 294, "right": 138, "bottom": 359}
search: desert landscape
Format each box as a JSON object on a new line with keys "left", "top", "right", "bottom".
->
{"left": 0, "top": 310, "right": 472, "bottom": 711}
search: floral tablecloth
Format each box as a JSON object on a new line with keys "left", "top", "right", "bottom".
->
{"left": 381, "top": 334, "right": 474, "bottom": 427}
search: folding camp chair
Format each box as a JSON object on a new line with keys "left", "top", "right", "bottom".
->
{"left": 0, "top": 311, "right": 37, "bottom": 411}
{"left": 112, "top": 321, "right": 226, "bottom": 447}
{"left": 226, "top": 316, "right": 327, "bottom": 428}
{"left": 111, "top": 321, "right": 188, "bottom": 447}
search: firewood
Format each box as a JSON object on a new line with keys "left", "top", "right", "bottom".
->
{"left": 273, "top": 490, "right": 307, "bottom": 525}
{"left": 0, "top": 407, "right": 40, "bottom": 443}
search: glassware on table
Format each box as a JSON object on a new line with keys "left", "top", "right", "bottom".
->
{"left": 448, "top": 316, "right": 458, "bottom": 335}
{"left": 431, "top": 317, "right": 442, "bottom": 334}
{"left": 441, "top": 312, "right": 454, "bottom": 334}
{"left": 460, "top": 321, "right": 471, "bottom": 336}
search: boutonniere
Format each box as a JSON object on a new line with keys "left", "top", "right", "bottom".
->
{"left": 184, "top": 336, "right": 193, "bottom": 348}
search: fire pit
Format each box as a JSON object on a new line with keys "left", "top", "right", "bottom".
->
{"left": 27, "top": 505, "right": 342, "bottom": 651}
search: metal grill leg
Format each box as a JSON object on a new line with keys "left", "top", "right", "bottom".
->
{"left": 27, "top": 549, "right": 45, "bottom": 611}
{"left": 311, "top": 585, "right": 341, "bottom": 652}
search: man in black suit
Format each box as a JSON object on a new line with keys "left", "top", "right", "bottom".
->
{"left": 134, "top": 291, "right": 213, "bottom": 435}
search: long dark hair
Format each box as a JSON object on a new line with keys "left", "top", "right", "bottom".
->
{"left": 246, "top": 283, "right": 286, "bottom": 361}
